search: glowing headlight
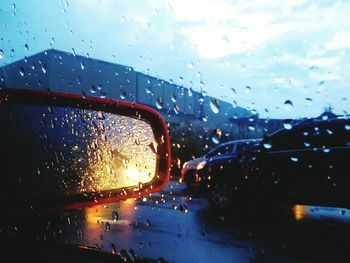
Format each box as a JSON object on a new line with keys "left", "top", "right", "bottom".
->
{"left": 196, "top": 160, "right": 207, "bottom": 170}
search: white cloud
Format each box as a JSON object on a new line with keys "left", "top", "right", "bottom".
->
{"left": 180, "top": 22, "right": 300, "bottom": 59}
{"left": 325, "top": 31, "right": 350, "bottom": 51}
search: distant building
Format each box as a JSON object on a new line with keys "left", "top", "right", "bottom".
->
{"left": 0, "top": 49, "right": 252, "bottom": 130}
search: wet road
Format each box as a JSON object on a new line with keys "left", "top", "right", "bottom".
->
{"left": 54, "top": 180, "right": 350, "bottom": 263}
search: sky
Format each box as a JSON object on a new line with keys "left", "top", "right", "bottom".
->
{"left": 0, "top": 0, "right": 349, "bottom": 119}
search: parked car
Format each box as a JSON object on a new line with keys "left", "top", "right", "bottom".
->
{"left": 204, "top": 115, "right": 350, "bottom": 213}
{"left": 181, "top": 139, "right": 261, "bottom": 188}
{"left": 197, "top": 138, "right": 262, "bottom": 211}
{"left": 245, "top": 115, "right": 350, "bottom": 208}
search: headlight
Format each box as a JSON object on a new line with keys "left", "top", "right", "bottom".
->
{"left": 196, "top": 160, "right": 207, "bottom": 170}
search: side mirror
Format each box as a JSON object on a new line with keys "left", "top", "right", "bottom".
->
{"left": 0, "top": 89, "right": 171, "bottom": 211}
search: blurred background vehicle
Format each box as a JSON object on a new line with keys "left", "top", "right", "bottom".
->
{"left": 181, "top": 140, "right": 239, "bottom": 188}
{"left": 196, "top": 138, "right": 261, "bottom": 212}
{"left": 244, "top": 114, "right": 350, "bottom": 209}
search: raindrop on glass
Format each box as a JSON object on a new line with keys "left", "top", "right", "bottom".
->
{"left": 179, "top": 204, "right": 189, "bottom": 214}
{"left": 171, "top": 94, "right": 177, "bottom": 103}
{"left": 187, "top": 62, "right": 194, "bottom": 69}
{"left": 188, "top": 88, "right": 193, "bottom": 97}
{"left": 105, "top": 222, "right": 111, "bottom": 231}
{"left": 90, "top": 84, "right": 96, "bottom": 94}
{"left": 112, "top": 211, "right": 119, "bottom": 222}
{"left": 24, "top": 43, "right": 29, "bottom": 52}
{"left": 245, "top": 86, "right": 251, "bottom": 94}
{"left": 80, "top": 61, "right": 85, "bottom": 70}
{"left": 156, "top": 97, "right": 163, "bottom": 110}
{"left": 111, "top": 243, "right": 117, "bottom": 254}
{"left": 231, "top": 88, "right": 236, "bottom": 96}
{"left": 174, "top": 105, "right": 180, "bottom": 114}
{"left": 41, "top": 63, "right": 47, "bottom": 74}
{"left": 283, "top": 119, "right": 293, "bottom": 130}
{"left": 305, "top": 97, "right": 313, "bottom": 106}
{"left": 19, "top": 67, "right": 25, "bottom": 77}
{"left": 210, "top": 99, "right": 220, "bottom": 114}
{"left": 290, "top": 157, "right": 299, "bottom": 162}
{"left": 284, "top": 100, "right": 293, "bottom": 111}
{"left": 120, "top": 90, "right": 126, "bottom": 100}
{"left": 263, "top": 142, "right": 272, "bottom": 149}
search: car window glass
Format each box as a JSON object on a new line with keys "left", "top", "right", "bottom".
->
{"left": 1, "top": 0, "right": 350, "bottom": 262}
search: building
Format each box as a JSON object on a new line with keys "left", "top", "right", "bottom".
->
{"left": 0, "top": 49, "right": 252, "bottom": 131}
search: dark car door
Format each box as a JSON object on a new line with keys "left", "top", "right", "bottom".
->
{"left": 314, "top": 121, "right": 350, "bottom": 207}
{"left": 260, "top": 125, "right": 324, "bottom": 205}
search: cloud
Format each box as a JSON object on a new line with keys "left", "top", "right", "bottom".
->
{"left": 325, "top": 31, "right": 350, "bottom": 51}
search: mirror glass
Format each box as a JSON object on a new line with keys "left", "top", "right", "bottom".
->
{"left": 0, "top": 102, "right": 157, "bottom": 202}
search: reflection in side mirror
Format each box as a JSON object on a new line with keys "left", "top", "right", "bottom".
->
{"left": 0, "top": 89, "right": 171, "bottom": 210}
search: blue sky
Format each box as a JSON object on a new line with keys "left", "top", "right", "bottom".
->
{"left": 0, "top": 0, "right": 349, "bottom": 119}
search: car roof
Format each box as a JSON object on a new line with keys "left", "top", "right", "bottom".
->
{"left": 268, "top": 115, "right": 350, "bottom": 137}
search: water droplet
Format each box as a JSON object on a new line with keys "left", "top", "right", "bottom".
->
{"left": 174, "top": 105, "right": 180, "bottom": 114}
{"left": 345, "top": 125, "right": 350, "bottom": 131}
{"left": 179, "top": 204, "right": 189, "bottom": 213}
{"left": 248, "top": 125, "right": 255, "bottom": 131}
{"left": 146, "top": 86, "right": 152, "bottom": 94}
{"left": 24, "top": 43, "right": 29, "bottom": 52}
{"left": 305, "top": 97, "right": 313, "bottom": 106}
{"left": 120, "top": 90, "right": 126, "bottom": 99}
{"left": 202, "top": 115, "right": 208, "bottom": 122}
{"left": 210, "top": 99, "right": 220, "bottom": 114}
{"left": 263, "top": 143, "right": 272, "bottom": 149}
{"left": 19, "top": 67, "right": 25, "bottom": 77}
{"left": 283, "top": 119, "right": 293, "bottom": 130}
{"left": 80, "top": 61, "right": 85, "bottom": 70}
{"left": 231, "top": 88, "right": 236, "bottom": 96}
{"left": 111, "top": 243, "right": 117, "bottom": 254}
{"left": 291, "top": 157, "right": 299, "bottom": 162}
{"left": 112, "top": 211, "right": 119, "bottom": 221}
{"left": 284, "top": 100, "right": 293, "bottom": 111}
{"left": 245, "top": 86, "right": 251, "bottom": 94}
{"left": 41, "top": 63, "right": 47, "bottom": 74}
{"left": 188, "top": 88, "right": 193, "bottom": 97}
{"left": 171, "top": 94, "right": 177, "bottom": 103}
{"left": 145, "top": 219, "right": 151, "bottom": 228}
{"left": 0, "top": 49, "right": 4, "bottom": 60}
{"left": 90, "top": 84, "right": 96, "bottom": 94}
{"left": 105, "top": 222, "right": 111, "bottom": 231}
{"left": 222, "top": 35, "right": 230, "bottom": 44}
{"left": 178, "top": 76, "right": 183, "bottom": 83}
{"left": 156, "top": 97, "right": 163, "bottom": 110}
{"left": 211, "top": 136, "right": 220, "bottom": 144}
{"left": 187, "top": 62, "right": 194, "bottom": 69}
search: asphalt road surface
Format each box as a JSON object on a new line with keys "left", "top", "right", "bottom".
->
{"left": 50, "top": 180, "right": 350, "bottom": 263}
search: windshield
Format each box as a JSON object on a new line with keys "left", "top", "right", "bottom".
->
{"left": 1, "top": 1, "right": 350, "bottom": 262}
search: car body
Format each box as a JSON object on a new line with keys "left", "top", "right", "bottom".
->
{"left": 204, "top": 115, "right": 350, "bottom": 212}
{"left": 197, "top": 138, "right": 262, "bottom": 211}
{"left": 244, "top": 115, "right": 350, "bottom": 209}
{"left": 181, "top": 139, "right": 261, "bottom": 188}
